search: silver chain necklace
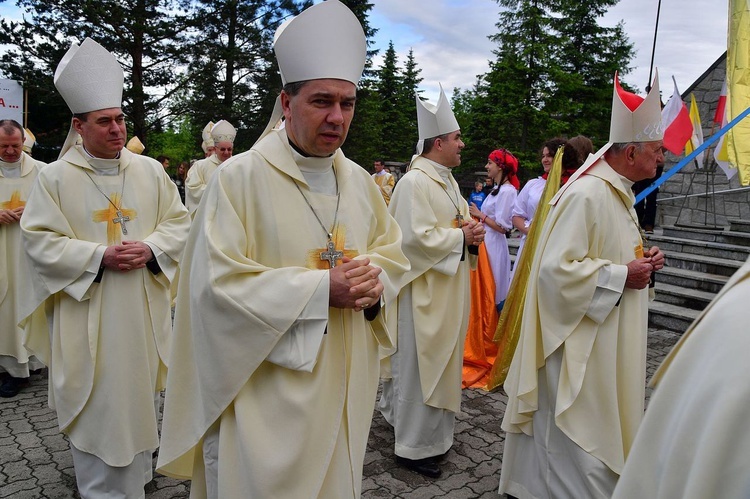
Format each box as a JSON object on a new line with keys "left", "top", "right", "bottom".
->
{"left": 83, "top": 168, "right": 130, "bottom": 235}
{"left": 293, "top": 170, "right": 343, "bottom": 267}
{"left": 437, "top": 173, "right": 464, "bottom": 227}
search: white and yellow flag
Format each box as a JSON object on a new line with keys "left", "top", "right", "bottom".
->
{"left": 685, "top": 93, "right": 705, "bottom": 167}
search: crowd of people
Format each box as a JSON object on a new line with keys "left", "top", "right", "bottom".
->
{"left": 1, "top": 1, "right": 745, "bottom": 498}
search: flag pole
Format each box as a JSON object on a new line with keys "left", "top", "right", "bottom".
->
{"left": 646, "top": 0, "right": 662, "bottom": 90}
{"left": 23, "top": 85, "right": 28, "bottom": 129}
{"left": 635, "top": 105, "right": 750, "bottom": 203}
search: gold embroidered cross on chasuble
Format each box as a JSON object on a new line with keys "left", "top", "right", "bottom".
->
{"left": 307, "top": 224, "right": 357, "bottom": 269}
{"left": 1, "top": 191, "right": 25, "bottom": 210}
{"left": 92, "top": 192, "right": 136, "bottom": 245}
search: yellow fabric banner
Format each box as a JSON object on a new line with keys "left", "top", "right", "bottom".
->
{"left": 486, "top": 147, "right": 564, "bottom": 391}
{"left": 727, "top": 0, "right": 750, "bottom": 186}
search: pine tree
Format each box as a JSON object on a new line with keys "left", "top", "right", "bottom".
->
{"left": 461, "top": 0, "right": 634, "bottom": 177}
{"left": 375, "top": 42, "right": 407, "bottom": 161}
{"left": 398, "top": 48, "right": 423, "bottom": 157}
{"left": 0, "top": 0, "right": 191, "bottom": 151}
{"left": 548, "top": 0, "right": 634, "bottom": 144}
{"left": 177, "top": 0, "right": 309, "bottom": 152}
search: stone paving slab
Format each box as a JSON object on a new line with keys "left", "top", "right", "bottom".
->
{"left": 0, "top": 328, "right": 681, "bottom": 498}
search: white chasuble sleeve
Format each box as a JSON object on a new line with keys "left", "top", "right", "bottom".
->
{"left": 64, "top": 245, "right": 107, "bottom": 302}
{"left": 266, "top": 275, "right": 329, "bottom": 371}
{"left": 537, "top": 178, "right": 631, "bottom": 353}
{"left": 21, "top": 168, "right": 103, "bottom": 308}
{"left": 430, "top": 238, "right": 464, "bottom": 275}
{"left": 588, "top": 263, "right": 627, "bottom": 324}
{"left": 389, "top": 168, "right": 464, "bottom": 284}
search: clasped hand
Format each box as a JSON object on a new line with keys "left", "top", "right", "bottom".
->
{"left": 625, "top": 246, "right": 665, "bottom": 289}
{"left": 102, "top": 241, "right": 153, "bottom": 272}
{"left": 462, "top": 218, "right": 485, "bottom": 245}
{"left": 0, "top": 207, "right": 23, "bottom": 224}
{"left": 329, "top": 257, "right": 384, "bottom": 312}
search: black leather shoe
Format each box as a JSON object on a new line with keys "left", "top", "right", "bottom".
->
{"left": 0, "top": 376, "right": 29, "bottom": 398}
{"left": 395, "top": 456, "right": 441, "bottom": 478}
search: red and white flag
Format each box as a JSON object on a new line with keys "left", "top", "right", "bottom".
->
{"left": 712, "top": 76, "right": 737, "bottom": 179}
{"left": 661, "top": 76, "right": 692, "bottom": 155}
{"left": 714, "top": 78, "right": 727, "bottom": 125}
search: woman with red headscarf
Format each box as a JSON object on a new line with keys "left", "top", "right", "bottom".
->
{"left": 469, "top": 149, "right": 519, "bottom": 311}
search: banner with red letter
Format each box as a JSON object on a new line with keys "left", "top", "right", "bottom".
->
{"left": 0, "top": 79, "right": 23, "bottom": 123}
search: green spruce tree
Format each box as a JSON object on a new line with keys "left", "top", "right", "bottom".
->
{"left": 0, "top": 0, "right": 191, "bottom": 152}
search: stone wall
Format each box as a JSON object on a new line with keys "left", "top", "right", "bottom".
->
{"left": 658, "top": 53, "right": 750, "bottom": 228}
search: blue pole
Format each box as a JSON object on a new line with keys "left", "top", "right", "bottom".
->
{"left": 635, "top": 105, "right": 750, "bottom": 204}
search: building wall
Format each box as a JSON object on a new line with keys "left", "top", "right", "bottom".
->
{"left": 658, "top": 54, "right": 750, "bottom": 227}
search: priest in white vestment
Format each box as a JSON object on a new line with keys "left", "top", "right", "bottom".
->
{"left": 20, "top": 38, "right": 190, "bottom": 498}
{"left": 185, "top": 120, "right": 235, "bottom": 214}
{"left": 612, "top": 256, "right": 750, "bottom": 499}
{"left": 0, "top": 120, "right": 46, "bottom": 398}
{"left": 498, "top": 72, "right": 666, "bottom": 499}
{"left": 200, "top": 121, "right": 215, "bottom": 158}
{"left": 156, "top": 2, "right": 409, "bottom": 498}
{"left": 22, "top": 128, "right": 37, "bottom": 156}
{"left": 372, "top": 159, "right": 395, "bottom": 205}
{"left": 379, "top": 86, "right": 485, "bottom": 478}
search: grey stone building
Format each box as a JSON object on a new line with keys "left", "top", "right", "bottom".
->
{"left": 658, "top": 52, "right": 750, "bottom": 228}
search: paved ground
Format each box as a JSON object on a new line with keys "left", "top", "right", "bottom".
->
{"left": 0, "top": 328, "right": 681, "bottom": 498}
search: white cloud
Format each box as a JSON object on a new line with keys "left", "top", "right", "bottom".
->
{"left": 370, "top": 0, "right": 498, "bottom": 102}
{"left": 604, "top": 0, "right": 727, "bottom": 94}
{"left": 369, "top": 0, "right": 728, "bottom": 103}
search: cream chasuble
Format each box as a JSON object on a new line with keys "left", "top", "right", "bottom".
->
{"left": 156, "top": 129, "right": 408, "bottom": 499}
{"left": 0, "top": 153, "right": 47, "bottom": 374}
{"left": 386, "top": 156, "right": 473, "bottom": 413}
{"left": 613, "top": 258, "right": 750, "bottom": 499}
{"left": 185, "top": 154, "right": 221, "bottom": 214}
{"left": 20, "top": 145, "right": 190, "bottom": 466}
{"left": 372, "top": 170, "right": 395, "bottom": 205}
{"left": 500, "top": 158, "right": 649, "bottom": 498}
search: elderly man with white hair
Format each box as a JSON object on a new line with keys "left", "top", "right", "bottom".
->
{"left": 185, "top": 119, "right": 235, "bottom": 214}
{"left": 0, "top": 119, "right": 46, "bottom": 398}
{"left": 498, "top": 73, "right": 666, "bottom": 499}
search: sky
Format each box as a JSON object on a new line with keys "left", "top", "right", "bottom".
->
{"left": 0, "top": 0, "right": 729, "bottom": 104}
{"left": 368, "top": 0, "right": 729, "bottom": 103}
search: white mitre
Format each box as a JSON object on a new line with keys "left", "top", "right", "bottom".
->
{"left": 610, "top": 69, "right": 663, "bottom": 143}
{"left": 126, "top": 136, "right": 145, "bottom": 154}
{"left": 54, "top": 38, "right": 124, "bottom": 114}
{"left": 550, "top": 70, "right": 664, "bottom": 204}
{"left": 415, "top": 84, "right": 460, "bottom": 155}
{"left": 23, "top": 128, "right": 35, "bottom": 154}
{"left": 201, "top": 121, "right": 215, "bottom": 153}
{"left": 54, "top": 38, "right": 124, "bottom": 158}
{"left": 210, "top": 120, "right": 236, "bottom": 143}
{"left": 255, "top": 0, "right": 366, "bottom": 145}
{"left": 273, "top": 0, "right": 366, "bottom": 86}
{"left": 416, "top": 84, "right": 459, "bottom": 140}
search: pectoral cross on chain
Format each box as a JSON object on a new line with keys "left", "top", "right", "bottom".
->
{"left": 320, "top": 238, "right": 344, "bottom": 268}
{"left": 455, "top": 212, "right": 464, "bottom": 228}
{"left": 113, "top": 210, "right": 130, "bottom": 235}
